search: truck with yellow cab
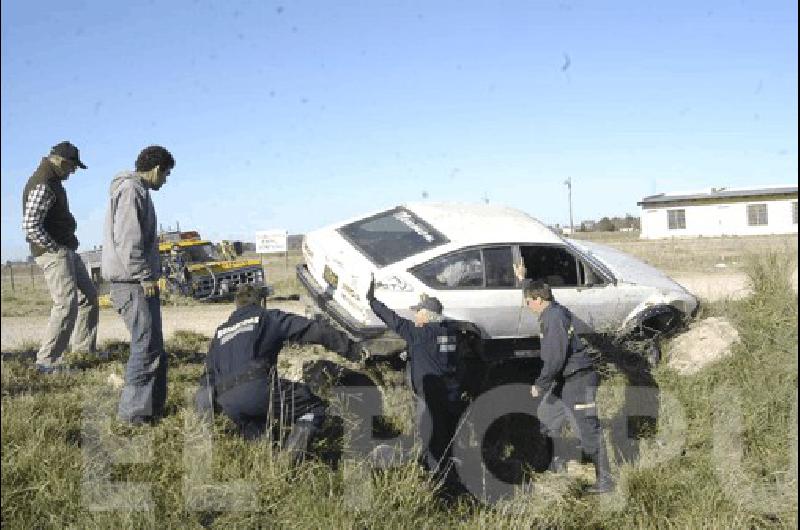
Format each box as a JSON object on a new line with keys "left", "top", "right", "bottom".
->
{"left": 81, "top": 230, "right": 269, "bottom": 303}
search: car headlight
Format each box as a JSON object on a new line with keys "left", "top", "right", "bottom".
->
{"left": 378, "top": 276, "right": 414, "bottom": 292}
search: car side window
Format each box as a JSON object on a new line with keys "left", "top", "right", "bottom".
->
{"left": 519, "top": 245, "right": 579, "bottom": 287}
{"left": 414, "top": 249, "right": 483, "bottom": 289}
{"left": 483, "top": 246, "right": 516, "bottom": 288}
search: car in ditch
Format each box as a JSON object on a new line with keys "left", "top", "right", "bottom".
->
{"left": 297, "top": 202, "right": 698, "bottom": 365}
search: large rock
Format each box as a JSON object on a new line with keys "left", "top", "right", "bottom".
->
{"left": 667, "top": 317, "right": 740, "bottom": 375}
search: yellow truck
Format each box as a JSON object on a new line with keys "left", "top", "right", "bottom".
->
{"left": 82, "top": 230, "right": 269, "bottom": 303}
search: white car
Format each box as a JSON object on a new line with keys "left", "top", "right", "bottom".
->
{"left": 297, "top": 202, "right": 698, "bottom": 359}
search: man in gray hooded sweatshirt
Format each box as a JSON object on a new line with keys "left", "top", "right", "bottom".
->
{"left": 101, "top": 145, "right": 175, "bottom": 425}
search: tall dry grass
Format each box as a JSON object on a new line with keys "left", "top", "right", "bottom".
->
{"left": 2, "top": 252, "right": 797, "bottom": 527}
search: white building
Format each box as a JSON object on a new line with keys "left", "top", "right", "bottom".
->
{"left": 638, "top": 185, "right": 798, "bottom": 239}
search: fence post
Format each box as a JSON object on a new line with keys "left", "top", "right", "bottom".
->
{"left": 8, "top": 264, "right": 14, "bottom": 292}
{"left": 30, "top": 262, "right": 35, "bottom": 286}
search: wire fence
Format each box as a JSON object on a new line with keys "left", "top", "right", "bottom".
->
{"left": 1, "top": 262, "right": 45, "bottom": 292}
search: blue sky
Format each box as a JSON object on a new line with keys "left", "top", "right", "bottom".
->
{"left": 2, "top": 0, "right": 797, "bottom": 260}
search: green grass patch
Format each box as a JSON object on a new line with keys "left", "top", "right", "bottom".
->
{"left": 2, "top": 252, "right": 797, "bottom": 527}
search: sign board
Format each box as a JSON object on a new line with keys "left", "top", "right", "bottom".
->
{"left": 255, "top": 230, "right": 288, "bottom": 254}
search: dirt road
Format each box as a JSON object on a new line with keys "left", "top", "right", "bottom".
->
{"left": 0, "top": 273, "right": 758, "bottom": 351}
{"left": 1, "top": 300, "right": 305, "bottom": 352}
{"left": 2, "top": 273, "right": 754, "bottom": 351}
{"left": 670, "top": 271, "right": 752, "bottom": 302}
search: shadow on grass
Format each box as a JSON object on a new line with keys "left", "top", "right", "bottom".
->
{"left": 590, "top": 335, "right": 661, "bottom": 466}
{"left": 0, "top": 355, "right": 84, "bottom": 397}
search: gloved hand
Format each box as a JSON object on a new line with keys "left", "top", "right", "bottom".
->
{"left": 141, "top": 280, "right": 159, "bottom": 298}
{"left": 366, "top": 275, "right": 375, "bottom": 301}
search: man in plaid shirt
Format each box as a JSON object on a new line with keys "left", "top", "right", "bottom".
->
{"left": 21, "top": 141, "right": 102, "bottom": 373}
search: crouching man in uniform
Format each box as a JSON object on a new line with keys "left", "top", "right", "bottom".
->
{"left": 195, "top": 285, "right": 363, "bottom": 462}
{"left": 365, "top": 276, "right": 465, "bottom": 487}
{"left": 519, "top": 275, "right": 615, "bottom": 494}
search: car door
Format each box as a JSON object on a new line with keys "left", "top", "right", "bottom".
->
{"left": 516, "top": 244, "right": 623, "bottom": 336}
{"left": 411, "top": 246, "right": 521, "bottom": 337}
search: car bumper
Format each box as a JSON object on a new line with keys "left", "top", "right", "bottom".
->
{"left": 296, "top": 264, "right": 386, "bottom": 338}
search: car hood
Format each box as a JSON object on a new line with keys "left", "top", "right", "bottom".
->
{"left": 567, "top": 239, "right": 690, "bottom": 294}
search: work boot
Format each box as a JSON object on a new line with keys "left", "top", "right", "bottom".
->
{"left": 547, "top": 436, "right": 574, "bottom": 473}
{"left": 585, "top": 442, "right": 615, "bottom": 494}
{"left": 283, "top": 421, "right": 316, "bottom": 465}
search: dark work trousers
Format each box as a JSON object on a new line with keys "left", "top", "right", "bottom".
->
{"left": 216, "top": 375, "right": 326, "bottom": 441}
{"left": 110, "top": 282, "right": 167, "bottom": 422}
{"left": 415, "top": 372, "right": 463, "bottom": 475}
{"left": 536, "top": 369, "right": 604, "bottom": 460}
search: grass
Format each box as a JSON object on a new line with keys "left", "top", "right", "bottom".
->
{"left": 1, "top": 277, "right": 52, "bottom": 317}
{"left": 1, "top": 252, "right": 305, "bottom": 317}
{"left": 571, "top": 231, "right": 797, "bottom": 274}
{"left": 2, "top": 249, "right": 797, "bottom": 527}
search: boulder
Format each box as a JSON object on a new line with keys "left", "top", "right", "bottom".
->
{"left": 667, "top": 317, "right": 740, "bottom": 375}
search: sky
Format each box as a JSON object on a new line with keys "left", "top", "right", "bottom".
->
{"left": 2, "top": 0, "right": 797, "bottom": 261}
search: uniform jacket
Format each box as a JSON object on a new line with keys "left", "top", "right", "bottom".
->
{"left": 534, "top": 301, "right": 594, "bottom": 391}
{"left": 22, "top": 158, "right": 79, "bottom": 257}
{"left": 101, "top": 172, "right": 160, "bottom": 282}
{"left": 368, "top": 296, "right": 459, "bottom": 397}
{"left": 203, "top": 304, "right": 356, "bottom": 391}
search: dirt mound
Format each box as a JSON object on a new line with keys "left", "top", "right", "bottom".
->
{"left": 667, "top": 317, "right": 740, "bottom": 375}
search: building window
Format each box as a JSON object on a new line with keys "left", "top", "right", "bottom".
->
{"left": 793, "top": 202, "right": 798, "bottom": 224}
{"left": 667, "top": 209, "right": 686, "bottom": 230}
{"left": 747, "top": 204, "right": 768, "bottom": 226}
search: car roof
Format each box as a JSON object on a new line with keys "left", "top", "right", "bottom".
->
{"left": 403, "top": 202, "right": 564, "bottom": 246}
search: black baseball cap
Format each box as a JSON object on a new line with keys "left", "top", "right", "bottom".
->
{"left": 410, "top": 295, "right": 443, "bottom": 314}
{"left": 50, "top": 141, "right": 87, "bottom": 169}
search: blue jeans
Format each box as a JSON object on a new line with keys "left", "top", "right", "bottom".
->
{"left": 110, "top": 283, "right": 167, "bottom": 421}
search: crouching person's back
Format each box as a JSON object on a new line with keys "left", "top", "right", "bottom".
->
{"left": 195, "top": 285, "right": 362, "bottom": 460}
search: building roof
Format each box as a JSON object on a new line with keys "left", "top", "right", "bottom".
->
{"left": 638, "top": 185, "right": 798, "bottom": 206}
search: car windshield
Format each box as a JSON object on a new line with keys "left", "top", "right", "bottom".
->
{"left": 183, "top": 243, "right": 221, "bottom": 263}
{"left": 338, "top": 207, "right": 449, "bottom": 266}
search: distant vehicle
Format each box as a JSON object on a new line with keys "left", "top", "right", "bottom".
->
{"left": 81, "top": 230, "right": 268, "bottom": 302}
{"left": 297, "top": 202, "right": 698, "bottom": 362}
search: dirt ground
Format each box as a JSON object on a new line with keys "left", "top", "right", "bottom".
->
{"left": 0, "top": 272, "right": 755, "bottom": 351}
{"left": 669, "top": 271, "right": 752, "bottom": 301}
{"left": 1, "top": 300, "right": 305, "bottom": 351}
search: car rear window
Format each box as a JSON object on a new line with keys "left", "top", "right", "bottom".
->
{"left": 338, "top": 207, "right": 449, "bottom": 266}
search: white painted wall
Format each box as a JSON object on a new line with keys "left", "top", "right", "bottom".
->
{"left": 640, "top": 198, "right": 798, "bottom": 239}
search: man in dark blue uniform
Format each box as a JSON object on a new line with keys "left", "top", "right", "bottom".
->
{"left": 195, "top": 285, "right": 363, "bottom": 462}
{"left": 365, "top": 277, "right": 464, "bottom": 484}
{"left": 520, "top": 276, "right": 615, "bottom": 494}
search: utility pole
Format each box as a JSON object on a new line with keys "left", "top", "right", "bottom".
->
{"left": 564, "top": 177, "right": 574, "bottom": 233}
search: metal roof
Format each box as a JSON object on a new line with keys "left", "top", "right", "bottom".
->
{"left": 638, "top": 186, "right": 798, "bottom": 205}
